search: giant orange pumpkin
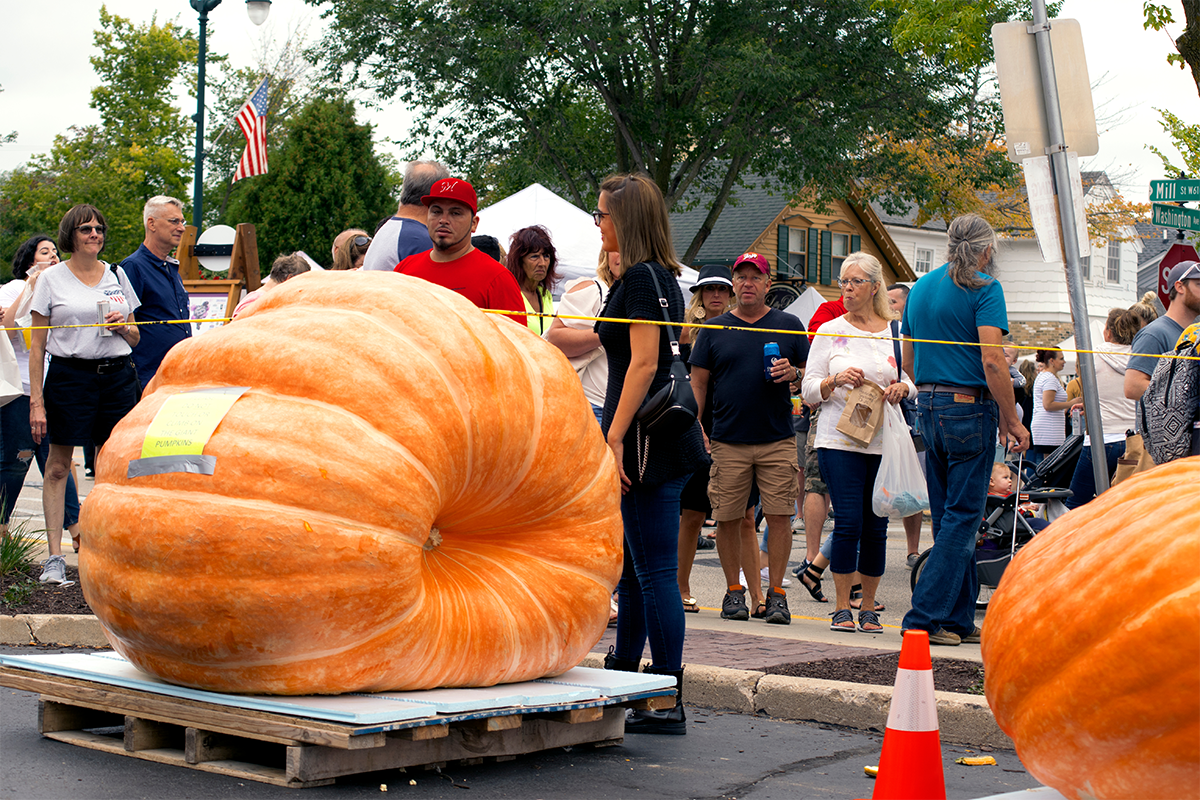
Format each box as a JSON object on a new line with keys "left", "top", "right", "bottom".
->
{"left": 983, "top": 456, "right": 1200, "bottom": 800}
{"left": 79, "top": 271, "right": 623, "bottom": 695}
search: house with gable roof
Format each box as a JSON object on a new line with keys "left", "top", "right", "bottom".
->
{"left": 668, "top": 175, "right": 916, "bottom": 310}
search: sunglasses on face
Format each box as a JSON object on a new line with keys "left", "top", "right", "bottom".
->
{"left": 77, "top": 225, "right": 107, "bottom": 235}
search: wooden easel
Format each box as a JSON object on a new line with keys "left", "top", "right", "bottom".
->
{"left": 175, "top": 224, "right": 262, "bottom": 329}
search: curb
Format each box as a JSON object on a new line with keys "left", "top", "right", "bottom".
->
{"left": 577, "top": 653, "right": 1011, "bottom": 749}
{"left": 3, "top": 616, "right": 1009, "bottom": 749}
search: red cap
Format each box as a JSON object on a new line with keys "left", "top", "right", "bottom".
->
{"left": 733, "top": 252, "right": 769, "bottom": 274}
{"left": 422, "top": 178, "right": 478, "bottom": 214}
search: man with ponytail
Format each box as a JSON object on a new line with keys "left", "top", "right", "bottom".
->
{"left": 899, "top": 214, "right": 1029, "bottom": 646}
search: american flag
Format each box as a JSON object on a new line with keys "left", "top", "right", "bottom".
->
{"left": 232, "top": 78, "right": 269, "bottom": 182}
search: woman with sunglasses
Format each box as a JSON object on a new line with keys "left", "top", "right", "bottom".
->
{"left": 0, "top": 235, "right": 84, "bottom": 551}
{"left": 28, "top": 205, "right": 141, "bottom": 586}
{"left": 332, "top": 229, "right": 371, "bottom": 271}
{"left": 800, "top": 252, "right": 914, "bottom": 635}
{"left": 593, "top": 173, "right": 706, "bottom": 736}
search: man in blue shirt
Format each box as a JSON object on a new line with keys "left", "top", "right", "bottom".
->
{"left": 900, "top": 214, "right": 1028, "bottom": 646}
{"left": 363, "top": 160, "right": 449, "bottom": 271}
{"left": 119, "top": 196, "right": 192, "bottom": 389}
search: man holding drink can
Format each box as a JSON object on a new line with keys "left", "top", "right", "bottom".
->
{"left": 687, "top": 252, "right": 808, "bottom": 625}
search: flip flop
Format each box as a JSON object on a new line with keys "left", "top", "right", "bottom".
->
{"left": 751, "top": 601, "right": 768, "bottom": 619}
{"left": 682, "top": 597, "right": 700, "bottom": 613}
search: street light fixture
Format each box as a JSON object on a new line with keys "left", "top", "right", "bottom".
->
{"left": 190, "top": 0, "right": 272, "bottom": 231}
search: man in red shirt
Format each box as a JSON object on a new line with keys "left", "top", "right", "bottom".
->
{"left": 395, "top": 178, "right": 526, "bottom": 325}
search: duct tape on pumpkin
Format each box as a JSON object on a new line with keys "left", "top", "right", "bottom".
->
{"left": 126, "top": 386, "right": 249, "bottom": 477}
{"left": 80, "top": 271, "right": 623, "bottom": 696}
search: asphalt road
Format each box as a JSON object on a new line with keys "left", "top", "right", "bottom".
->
{"left": 1, "top": 646, "right": 1040, "bottom": 800}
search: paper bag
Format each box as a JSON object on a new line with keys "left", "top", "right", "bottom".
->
{"left": 836, "top": 380, "right": 885, "bottom": 446}
{"left": 1112, "top": 432, "right": 1153, "bottom": 486}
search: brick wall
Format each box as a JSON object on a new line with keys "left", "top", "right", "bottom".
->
{"left": 1007, "top": 320, "right": 1075, "bottom": 350}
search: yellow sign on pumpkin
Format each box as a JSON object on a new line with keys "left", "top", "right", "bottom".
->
{"left": 140, "top": 387, "right": 249, "bottom": 459}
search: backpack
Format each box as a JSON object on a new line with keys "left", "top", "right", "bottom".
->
{"left": 1139, "top": 337, "right": 1200, "bottom": 465}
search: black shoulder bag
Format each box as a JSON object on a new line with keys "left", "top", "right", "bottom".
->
{"left": 634, "top": 265, "right": 698, "bottom": 435}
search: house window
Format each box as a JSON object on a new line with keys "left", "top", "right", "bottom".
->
{"left": 914, "top": 247, "right": 933, "bottom": 273}
{"left": 831, "top": 233, "right": 849, "bottom": 281}
{"left": 1107, "top": 241, "right": 1120, "bottom": 282}
{"left": 786, "top": 228, "right": 806, "bottom": 278}
{"left": 1079, "top": 255, "right": 1090, "bottom": 279}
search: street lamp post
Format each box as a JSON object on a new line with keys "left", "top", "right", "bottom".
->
{"left": 190, "top": 0, "right": 272, "bottom": 231}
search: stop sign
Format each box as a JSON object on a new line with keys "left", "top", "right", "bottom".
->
{"left": 1159, "top": 242, "right": 1200, "bottom": 309}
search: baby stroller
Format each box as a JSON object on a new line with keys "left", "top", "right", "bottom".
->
{"left": 910, "top": 449, "right": 1073, "bottom": 608}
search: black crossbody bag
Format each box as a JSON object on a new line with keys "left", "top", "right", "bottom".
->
{"left": 634, "top": 264, "right": 698, "bottom": 436}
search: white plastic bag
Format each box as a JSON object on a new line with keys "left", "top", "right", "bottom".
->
{"left": 872, "top": 402, "right": 929, "bottom": 520}
{"left": 0, "top": 329, "right": 22, "bottom": 407}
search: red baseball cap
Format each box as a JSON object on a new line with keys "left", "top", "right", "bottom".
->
{"left": 733, "top": 252, "right": 769, "bottom": 274}
{"left": 422, "top": 178, "right": 478, "bottom": 214}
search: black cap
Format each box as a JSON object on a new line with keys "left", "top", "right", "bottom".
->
{"left": 690, "top": 264, "right": 734, "bottom": 293}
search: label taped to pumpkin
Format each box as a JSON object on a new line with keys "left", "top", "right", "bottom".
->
{"left": 127, "top": 387, "right": 249, "bottom": 478}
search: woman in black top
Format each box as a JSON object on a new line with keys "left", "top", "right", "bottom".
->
{"left": 594, "top": 173, "right": 705, "bottom": 735}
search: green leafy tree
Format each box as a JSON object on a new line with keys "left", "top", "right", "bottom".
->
{"left": 310, "top": 0, "right": 953, "bottom": 262}
{"left": 0, "top": 7, "right": 198, "bottom": 275}
{"left": 223, "top": 95, "right": 398, "bottom": 271}
{"left": 1149, "top": 108, "right": 1200, "bottom": 177}
{"left": 1144, "top": 1, "right": 1200, "bottom": 94}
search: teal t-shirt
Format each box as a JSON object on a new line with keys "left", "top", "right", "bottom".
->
{"left": 901, "top": 263, "right": 1008, "bottom": 387}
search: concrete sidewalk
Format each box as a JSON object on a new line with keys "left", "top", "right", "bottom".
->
{"left": 2, "top": 463, "right": 1008, "bottom": 748}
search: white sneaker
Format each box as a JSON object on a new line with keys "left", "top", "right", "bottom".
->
{"left": 761, "top": 566, "right": 791, "bottom": 587}
{"left": 39, "top": 555, "right": 74, "bottom": 586}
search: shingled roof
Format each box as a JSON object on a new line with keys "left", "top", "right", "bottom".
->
{"left": 669, "top": 175, "right": 797, "bottom": 263}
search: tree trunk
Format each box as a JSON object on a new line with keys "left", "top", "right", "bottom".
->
{"left": 681, "top": 153, "right": 748, "bottom": 266}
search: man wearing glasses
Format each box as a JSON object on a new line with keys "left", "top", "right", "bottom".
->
{"left": 1125, "top": 260, "right": 1200, "bottom": 403}
{"left": 118, "top": 196, "right": 192, "bottom": 388}
{"left": 688, "top": 252, "right": 808, "bottom": 625}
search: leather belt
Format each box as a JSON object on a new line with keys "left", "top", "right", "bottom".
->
{"left": 917, "top": 383, "right": 989, "bottom": 398}
{"left": 53, "top": 355, "right": 132, "bottom": 375}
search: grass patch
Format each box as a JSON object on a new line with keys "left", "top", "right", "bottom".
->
{"left": 1, "top": 520, "right": 44, "bottom": 576}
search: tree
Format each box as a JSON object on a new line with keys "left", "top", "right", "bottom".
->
{"left": 223, "top": 95, "right": 398, "bottom": 271}
{"left": 0, "top": 8, "right": 197, "bottom": 272}
{"left": 1144, "top": 0, "right": 1200, "bottom": 95}
{"left": 310, "top": 0, "right": 954, "bottom": 262}
{"left": 1149, "top": 108, "right": 1200, "bottom": 177}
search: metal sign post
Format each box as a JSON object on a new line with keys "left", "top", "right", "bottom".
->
{"left": 993, "top": 2, "right": 1108, "bottom": 496}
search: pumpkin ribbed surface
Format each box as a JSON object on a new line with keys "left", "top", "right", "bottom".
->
{"left": 79, "top": 271, "right": 622, "bottom": 695}
{"left": 982, "top": 456, "right": 1200, "bottom": 800}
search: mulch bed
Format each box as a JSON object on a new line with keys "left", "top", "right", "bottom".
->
{"left": 1, "top": 563, "right": 92, "bottom": 616}
{"left": 763, "top": 652, "right": 985, "bottom": 695}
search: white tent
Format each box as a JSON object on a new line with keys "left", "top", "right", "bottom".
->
{"left": 476, "top": 182, "right": 698, "bottom": 297}
{"left": 782, "top": 286, "right": 828, "bottom": 328}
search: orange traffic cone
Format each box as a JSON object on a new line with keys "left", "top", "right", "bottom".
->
{"left": 870, "top": 629, "right": 946, "bottom": 800}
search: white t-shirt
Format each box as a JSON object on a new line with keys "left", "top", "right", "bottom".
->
{"left": 29, "top": 262, "right": 141, "bottom": 359}
{"left": 800, "top": 315, "right": 917, "bottom": 455}
{"left": 1088, "top": 342, "right": 1137, "bottom": 446}
{"left": 1031, "top": 370, "right": 1067, "bottom": 447}
{"left": 0, "top": 279, "right": 34, "bottom": 393}
{"left": 548, "top": 276, "right": 608, "bottom": 408}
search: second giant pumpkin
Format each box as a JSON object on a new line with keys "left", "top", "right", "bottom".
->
{"left": 983, "top": 457, "right": 1200, "bottom": 799}
{"left": 79, "top": 271, "right": 623, "bottom": 695}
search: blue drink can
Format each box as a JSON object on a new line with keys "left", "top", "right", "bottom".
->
{"left": 763, "top": 342, "right": 780, "bottom": 381}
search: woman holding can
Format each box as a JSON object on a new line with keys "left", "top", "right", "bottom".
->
{"left": 801, "top": 252, "right": 914, "bottom": 635}
{"left": 594, "top": 173, "right": 706, "bottom": 735}
{"left": 0, "top": 235, "right": 85, "bottom": 551}
{"left": 28, "top": 205, "right": 141, "bottom": 585}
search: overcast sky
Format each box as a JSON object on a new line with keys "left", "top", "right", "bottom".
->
{"left": 1, "top": 0, "right": 1196, "bottom": 205}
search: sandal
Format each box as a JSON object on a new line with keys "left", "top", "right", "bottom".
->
{"left": 794, "top": 558, "right": 829, "bottom": 603}
{"left": 682, "top": 597, "right": 700, "bottom": 613}
{"left": 751, "top": 601, "right": 768, "bottom": 619}
{"left": 830, "top": 608, "right": 855, "bottom": 632}
{"left": 857, "top": 608, "right": 882, "bottom": 633}
{"left": 849, "top": 584, "right": 884, "bottom": 612}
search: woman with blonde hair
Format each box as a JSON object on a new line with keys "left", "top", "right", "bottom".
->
{"left": 593, "top": 173, "right": 706, "bottom": 735}
{"left": 801, "top": 252, "right": 915, "bottom": 634}
{"left": 331, "top": 229, "right": 370, "bottom": 271}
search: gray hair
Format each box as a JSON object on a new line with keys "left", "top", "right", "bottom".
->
{"left": 841, "top": 251, "right": 895, "bottom": 320}
{"left": 399, "top": 160, "right": 450, "bottom": 206}
{"left": 945, "top": 214, "right": 997, "bottom": 290}
{"left": 143, "top": 195, "right": 184, "bottom": 225}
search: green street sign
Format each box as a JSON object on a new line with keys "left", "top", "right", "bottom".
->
{"left": 1150, "top": 179, "right": 1200, "bottom": 202}
{"left": 1152, "top": 202, "right": 1200, "bottom": 232}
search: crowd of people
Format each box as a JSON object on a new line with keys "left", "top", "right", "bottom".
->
{"left": 3, "top": 160, "right": 1198, "bottom": 735}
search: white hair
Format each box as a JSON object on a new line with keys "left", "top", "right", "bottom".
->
{"left": 144, "top": 195, "right": 184, "bottom": 225}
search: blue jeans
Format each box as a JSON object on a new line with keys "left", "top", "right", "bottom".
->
{"left": 1, "top": 395, "right": 80, "bottom": 527}
{"left": 614, "top": 474, "right": 688, "bottom": 671}
{"left": 817, "top": 448, "right": 887, "bottom": 577}
{"left": 903, "top": 393, "right": 997, "bottom": 636}
{"left": 1064, "top": 441, "right": 1123, "bottom": 509}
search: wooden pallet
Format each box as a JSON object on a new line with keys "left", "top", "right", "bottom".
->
{"left": 1, "top": 664, "right": 673, "bottom": 788}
